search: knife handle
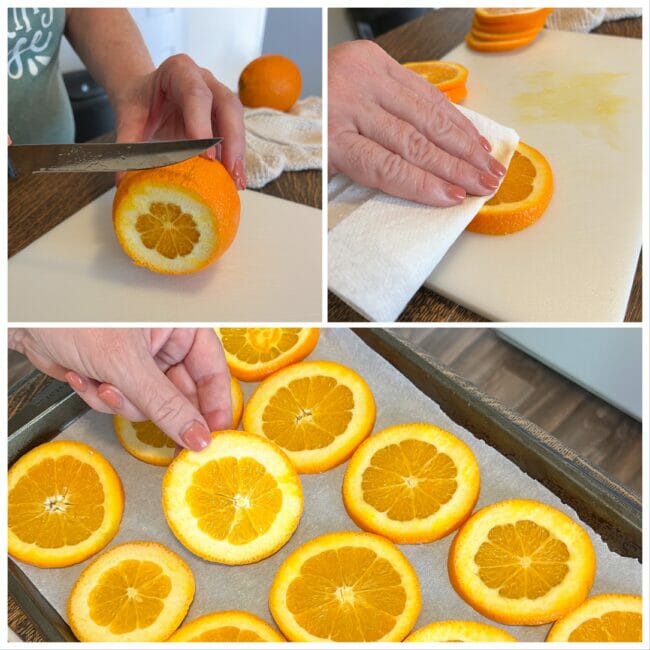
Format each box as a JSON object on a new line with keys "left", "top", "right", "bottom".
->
{"left": 8, "top": 152, "right": 18, "bottom": 179}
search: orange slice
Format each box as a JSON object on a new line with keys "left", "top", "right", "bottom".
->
{"left": 162, "top": 431, "right": 303, "bottom": 564}
{"left": 216, "top": 327, "right": 320, "bottom": 382}
{"left": 470, "top": 22, "right": 542, "bottom": 42}
{"left": 406, "top": 620, "right": 517, "bottom": 642}
{"left": 8, "top": 441, "right": 123, "bottom": 568}
{"left": 474, "top": 8, "right": 552, "bottom": 30}
{"left": 343, "top": 423, "right": 480, "bottom": 543}
{"left": 169, "top": 610, "right": 284, "bottom": 642}
{"left": 449, "top": 499, "right": 596, "bottom": 625}
{"left": 546, "top": 593, "right": 642, "bottom": 642}
{"left": 67, "top": 541, "right": 194, "bottom": 642}
{"left": 113, "top": 376, "right": 244, "bottom": 466}
{"left": 243, "top": 360, "right": 376, "bottom": 473}
{"left": 113, "top": 156, "right": 240, "bottom": 275}
{"left": 269, "top": 531, "right": 421, "bottom": 641}
{"left": 444, "top": 84, "right": 467, "bottom": 104}
{"left": 466, "top": 31, "right": 539, "bottom": 52}
{"left": 403, "top": 60, "right": 468, "bottom": 93}
{"left": 467, "top": 141, "right": 553, "bottom": 235}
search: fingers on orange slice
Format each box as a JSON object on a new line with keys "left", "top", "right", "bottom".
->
{"left": 216, "top": 327, "right": 320, "bottom": 382}
{"left": 467, "top": 140, "right": 553, "bottom": 235}
{"left": 406, "top": 620, "right": 517, "bottom": 642}
{"left": 546, "top": 593, "right": 642, "bottom": 642}
{"left": 67, "top": 541, "right": 194, "bottom": 642}
{"left": 243, "top": 360, "right": 376, "bottom": 473}
{"left": 113, "top": 376, "right": 244, "bottom": 466}
{"left": 8, "top": 441, "right": 123, "bottom": 568}
{"left": 448, "top": 499, "right": 596, "bottom": 625}
{"left": 269, "top": 531, "right": 421, "bottom": 641}
{"left": 343, "top": 423, "right": 480, "bottom": 544}
{"left": 162, "top": 431, "right": 303, "bottom": 564}
{"left": 169, "top": 610, "right": 284, "bottom": 642}
{"left": 113, "top": 156, "right": 240, "bottom": 275}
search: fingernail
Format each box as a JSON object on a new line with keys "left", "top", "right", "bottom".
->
{"left": 489, "top": 158, "right": 507, "bottom": 177}
{"left": 446, "top": 185, "right": 466, "bottom": 202}
{"left": 182, "top": 422, "right": 211, "bottom": 451}
{"left": 97, "top": 387, "right": 123, "bottom": 410}
{"left": 65, "top": 371, "right": 87, "bottom": 393}
{"left": 232, "top": 158, "right": 246, "bottom": 190}
{"left": 479, "top": 136, "right": 492, "bottom": 152}
{"left": 480, "top": 174, "right": 500, "bottom": 190}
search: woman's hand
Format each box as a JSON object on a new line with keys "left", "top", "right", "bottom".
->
{"left": 9, "top": 328, "right": 232, "bottom": 451}
{"left": 328, "top": 40, "right": 507, "bottom": 207}
{"left": 113, "top": 54, "right": 246, "bottom": 189}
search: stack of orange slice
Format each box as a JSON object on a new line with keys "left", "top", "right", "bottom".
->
{"left": 466, "top": 8, "right": 553, "bottom": 52}
{"left": 402, "top": 61, "right": 468, "bottom": 103}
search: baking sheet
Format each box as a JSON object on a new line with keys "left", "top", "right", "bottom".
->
{"left": 13, "top": 329, "right": 642, "bottom": 642}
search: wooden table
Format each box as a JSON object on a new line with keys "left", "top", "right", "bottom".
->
{"left": 328, "top": 8, "right": 642, "bottom": 322}
{"left": 8, "top": 134, "right": 321, "bottom": 258}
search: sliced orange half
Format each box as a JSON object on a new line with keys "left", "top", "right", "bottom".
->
{"left": 113, "top": 156, "right": 240, "bottom": 275}
{"left": 466, "top": 31, "right": 539, "bottom": 52}
{"left": 269, "top": 531, "right": 421, "bottom": 641}
{"left": 470, "top": 22, "right": 543, "bottom": 42}
{"left": 546, "top": 593, "right": 642, "bottom": 642}
{"left": 448, "top": 499, "right": 596, "bottom": 625}
{"left": 243, "top": 359, "right": 376, "bottom": 473}
{"left": 113, "top": 376, "right": 244, "bottom": 466}
{"left": 474, "top": 8, "right": 552, "bottom": 30}
{"left": 406, "top": 620, "right": 517, "bottom": 642}
{"left": 216, "top": 327, "right": 320, "bottom": 382}
{"left": 67, "top": 541, "right": 194, "bottom": 642}
{"left": 467, "top": 140, "right": 553, "bottom": 235}
{"left": 8, "top": 440, "right": 123, "bottom": 568}
{"left": 162, "top": 431, "right": 303, "bottom": 564}
{"left": 343, "top": 423, "right": 480, "bottom": 544}
{"left": 169, "top": 610, "right": 284, "bottom": 642}
{"left": 403, "top": 60, "right": 468, "bottom": 93}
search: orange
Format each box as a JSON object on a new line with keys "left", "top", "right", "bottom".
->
{"left": 406, "top": 620, "right": 517, "bottom": 642}
{"left": 239, "top": 54, "right": 302, "bottom": 112}
{"left": 449, "top": 499, "right": 596, "bottom": 625}
{"left": 269, "top": 531, "right": 421, "bottom": 641}
{"left": 113, "top": 156, "right": 240, "bottom": 274}
{"left": 474, "top": 8, "right": 552, "bottom": 31}
{"left": 8, "top": 441, "right": 123, "bottom": 568}
{"left": 467, "top": 141, "right": 553, "bottom": 235}
{"left": 546, "top": 593, "right": 642, "bottom": 642}
{"left": 243, "top": 360, "right": 376, "bottom": 473}
{"left": 169, "top": 610, "right": 284, "bottom": 642}
{"left": 67, "top": 541, "right": 194, "bottom": 642}
{"left": 216, "top": 327, "right": 320, "bottom": 382}
{"left": 403, "top": 60, "right": 468, "bottom": 93}
{"left": 343, "top": 423, "right": 480, "bottom": 544}
{"left": 443, "top": 84, "right": 467, "bottom": 104}
{"left": 466, "top": 31, "right": 539, "bottom": 52}
{"left": 470, "top": 23, "right": 542, "bottom": 42}
{"left": 162, "top": 431, "right": 303, "bottom": 565}
{"left": 113, "top": 376, "right": 244, "bottom": 466}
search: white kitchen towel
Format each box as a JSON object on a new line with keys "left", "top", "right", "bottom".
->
{"left": 546, "top": 8, "right": 641, "bottom": 33}
{"left": 328, "top": 105, "right": 519, "bottom": 322}
{"left": 244, "top": 96, "right": 322, "bottom": 189}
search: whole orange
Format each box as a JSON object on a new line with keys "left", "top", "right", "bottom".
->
{"left": 113, "top": 156, "right": 240, "bottom": 275}
{"left": 238, "top": 54, "right": 302, "bottom": 111}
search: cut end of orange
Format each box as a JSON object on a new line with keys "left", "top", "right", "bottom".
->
{"left": 343, "top": 423, "right": 480, "bottom": 544}
{"left": 467, "top": 140, "right": 553, "bottom": 235}
{"left": 546, "top": 593, "right": 642, "bottom": 642}
{"left": 403, "top": 60, "right": 468, "bottom": 104}
{"left": 169, "top": 610, "right": 284, "bottom": 642}
{"left": 269, "top": 530, "right": 421, "bottom": 641}
{"left": 113, "top": 156, "right": 240, "bottom": 275}
{"left": 67, "top": 541, "right": 194, "bottom": 642}
{"left": 448, "top": 499, "right": 596, "bottom": 626}
{"left": 216, "top": 327, "right": 320, "bottom": 382}
{"left": 406, "top": 620, "right": 517, "bottom": 642}
{"left": 239, "top": 54, "right": 302, "bottom": 111}
{"left": 8, "top": 440, "right": 123, "bottom": 568}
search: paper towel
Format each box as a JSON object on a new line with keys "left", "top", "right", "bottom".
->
{"left": 328, "top": 105, "right": 518, "bottom": 322}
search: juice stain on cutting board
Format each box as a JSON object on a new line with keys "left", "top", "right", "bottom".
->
{"left": 513, "top": 71, "right": 628, "bottom": 146}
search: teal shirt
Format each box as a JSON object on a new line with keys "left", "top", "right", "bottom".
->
{"left": 8, "top": 7, "right": 75, "bottom": 143}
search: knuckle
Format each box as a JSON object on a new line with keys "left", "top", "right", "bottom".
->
{"left": 464, "top": 136, "right": 477, "bottom": 159}
{"left": 164, "top": 52, "right": 193, "bottom": 69}
{"left": 376, "top": 152, "right": 406, "bottom": 187}
{"left": 146, "top": 390, "right": 187, "bottom": 426}
{"left": 404, "top": 128, "right": 432, "bottom": 163}
{"left": 432, "top": 110, "right": 452, "bottom": 137}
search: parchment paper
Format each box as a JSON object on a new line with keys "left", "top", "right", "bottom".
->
{"left": 15, "top": 329, "right": 642, "bottom": 642}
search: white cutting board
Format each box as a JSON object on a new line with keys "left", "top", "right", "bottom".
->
{"left": 9, "top": 189, "right": 322, "bottom": 322}
{"left": 425, "top": 29, "right": 641, "bottom": 322}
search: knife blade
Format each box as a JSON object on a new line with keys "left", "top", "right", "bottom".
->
{"left": 8, "top": 138, "right": 222, "bottom": 175}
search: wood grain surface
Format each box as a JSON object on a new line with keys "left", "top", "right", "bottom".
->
{"left": 8, "top": 133, "right": 321, "bottom": 258}
{"left": 328, "top": 8, "right": 642, "bottom": 322}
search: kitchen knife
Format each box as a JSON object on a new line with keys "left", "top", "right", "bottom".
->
{"left": 8, "top": 138, "right": 222, "bottom": 176}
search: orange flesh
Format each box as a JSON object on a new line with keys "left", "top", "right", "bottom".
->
{"left": 132, "top": 421, "right": 175, "bottom": 449}
{"left": 221, "top": 328, "right": 302, "bottom": 363}
{"left": 136, "top": 202, "right": 200, "bottom": 259}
